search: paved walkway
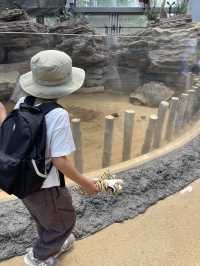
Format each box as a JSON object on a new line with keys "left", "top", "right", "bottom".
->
{"left": 1, "top": 179, "right": 200, "bottom": 266}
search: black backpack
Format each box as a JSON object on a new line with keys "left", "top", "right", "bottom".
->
{"left": 0, "top": 96, "right": 65, "bottom": 199}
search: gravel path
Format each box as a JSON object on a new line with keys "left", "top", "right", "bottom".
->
{"left": 1, "top": 134, "right": 200, "bottom": 261}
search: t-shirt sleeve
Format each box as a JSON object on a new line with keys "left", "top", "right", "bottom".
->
{"left": 49, "top": 110, "right": 76, "bottom": 158}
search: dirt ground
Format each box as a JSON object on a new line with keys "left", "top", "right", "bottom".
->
{"left": 5, "top": 92, "right": 156, "bottom": 172}
{"left": 59, "top": 92, "right": 156, "bottom": 172}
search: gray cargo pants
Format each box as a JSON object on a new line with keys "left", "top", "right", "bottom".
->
{"left": 22, "top": 186, "right": 76, "bottom": 260}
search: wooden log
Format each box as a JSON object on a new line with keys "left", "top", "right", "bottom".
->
{"left": 179, "top": 93, "right": 189, "bottom": 128}
{"left": 174, "top": 93, "right": 189, "bottom": 136}
{"left": 102, "top": 115, "right": 114, "bottom": 168}
{"left": 184, "top": 89, "right": 195, "bottom": 123}
{"left": 142, "top": 114, "right": 158, "bottom": 154}
{"left": 185, "top": 71, "right": 192, "bottom": 91}
{"left": 152, "top": 101, "right": 169, "bottom": 149}
{"left": 122, "top": 110, "right": 135, "bottom": 161}
{"left": 71, "top": 118, "right": 83, "bottom": 173}
{"left": 192, "top": 87, "right": 200, "bottom": 115}
{"left": 165, "top": 97, "right": 179, "bottom": 142}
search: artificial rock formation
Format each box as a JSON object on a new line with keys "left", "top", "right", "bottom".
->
{"left": 0, "top": 71, "right": 19, "bottom": 100}
{"left": 104, "top": 19, "right": 200, "bottom": 98}
{"left": 1, "top": 9, "right": 200, "bottom": 104}
{"left": 0, "top": 8, "right": 48, "bottom": 65}
{"left": 129, "top": 82, "right": 174, "bottom": 107}
{"left": 148, "top": 15, "right": 192, "bottom": 28}
{"left": 0, "top": 8, "right": 29, "bottom": 21}
{"left": 0, "top": 0, "right": 64, "bottom": 16}
{"left": 49, "top": 17, "right": 95, "bottom": 35}
{"left": 0, "top": 8, "right": 47, "bottom": 34}
{"left": 54, "top": 34, "right": 108, "bottom": 88}
{"left": 0, "top": 8, "right": 49, "bottom": 98}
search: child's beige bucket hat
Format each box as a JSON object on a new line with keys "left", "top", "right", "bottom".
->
{"left": 19, "top": 50, "right": 85, "bottom": 99}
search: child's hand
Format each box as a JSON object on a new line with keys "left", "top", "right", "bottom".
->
{"left": 83, "top": 179, "right": 99, "bottom": 195}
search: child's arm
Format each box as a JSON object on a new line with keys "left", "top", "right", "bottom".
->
{"left": 53, "top": 156, "right": 99, "bottom": 194}
{"left": 0, "top": 102, "right": 7, "bottom": 126}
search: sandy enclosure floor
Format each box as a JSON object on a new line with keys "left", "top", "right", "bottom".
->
{"left": 59, "top": 93, "right": 156, "bottom": 172}
{"left": 5, "top": 93, "right": 156, "bottom": 173}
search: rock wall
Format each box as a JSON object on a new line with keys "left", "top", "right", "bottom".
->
{"left": 0, "top": 0, "right": 64, "bottom": 16}
{"left": 1, "top": 12, "right": 200, "bottom": 102}
{"left": 0, "top": 0, "right": 64, "bottom": 9}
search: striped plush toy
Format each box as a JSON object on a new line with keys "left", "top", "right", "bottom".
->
{"left": 73, "top": 170, "right": 123, "bottom": 195}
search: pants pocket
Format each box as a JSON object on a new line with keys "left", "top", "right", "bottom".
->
{"left": 50, "top": 187, "right": 76, "bottom": 230}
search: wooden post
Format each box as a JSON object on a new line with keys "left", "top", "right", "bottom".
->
{"left": 152, "top": 101, "right": 169, "bottom": 149}
{"left": 102, "top": 115, "right": 114, "bottom": 168}
{"left": 165, "top": 97, "right": 179, "bottom": 142}
{"left": 185, "top": 89, "right": 195, "bottom": 123}
{"left": 122, "top": 110, "right": 135, "bottom": 161}
{"left": 142, "top": 114, "right": 158, "bottom": 154}
{"left": 194, "top": 83, "right": 200, "bottom": 113}
{"left": 71, "top": 118, "right": 83, "bottom": 173}
{"left": 179, "top": 93, "right": 189, "bottom": 128}
{"left": 185, "top": 71, "right": 192, "bottom": 91}
{"left": 174, "top": 93, "right": 189, "bottom": 136}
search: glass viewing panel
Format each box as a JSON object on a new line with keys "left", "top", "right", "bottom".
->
{"left": 0, "top": 29, "right": 198, "bottom": 171}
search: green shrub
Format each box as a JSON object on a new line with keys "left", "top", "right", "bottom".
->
{"left": 145, "top": 9, "right": 159, "bottom": 21}
{"left": 176, "top": 1, "right": 187, "bottom": 14}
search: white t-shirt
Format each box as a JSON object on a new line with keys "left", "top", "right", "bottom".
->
{"left": 15, "top": 97, "right": 75, "bottom": 188}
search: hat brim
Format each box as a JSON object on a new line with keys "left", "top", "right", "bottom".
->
{"left": 19, "top": 67, "right": 85, "bottom": 99}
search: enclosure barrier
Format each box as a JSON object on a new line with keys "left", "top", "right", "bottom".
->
{"left": 71, "top": 74, "right": 200, "bottom": 171}
{"left": 141, "top": 114, "right": 158, "bottom": 154}
{"left": 102, "top": 115, "right": 115, "bottom": 168}
{"left": 184, "top": 90, "right": 195, "bottom": 124}
{"left": 165, "top": 97, "right": 179, "bottom": 142}
{"left": 185, "top": 72, "right": 192, "bottom": 91}
{"left": 122, "top": 110, "right": 135, "bottom": 161}
{"left": 152, "top": 101, "right": 169, "bottom": 149}
{"left": 174, "top": 93, "right": 189, "bottom": 136}
{"left": 71, "top": 118, "right": 83, "bottom": 173}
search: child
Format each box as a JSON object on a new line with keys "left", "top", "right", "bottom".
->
{"left": 0, "top": 49, "right": 99, "bottom": 266}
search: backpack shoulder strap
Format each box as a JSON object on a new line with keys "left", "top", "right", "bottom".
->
{"left": 24, "top": 96, "right": 36, "bottom": 106}
{"left": 38, "top": 102, "right": 62, "bottom": 115}
{"left": 59, "top": 171, "right": 65, "bottom": 188}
